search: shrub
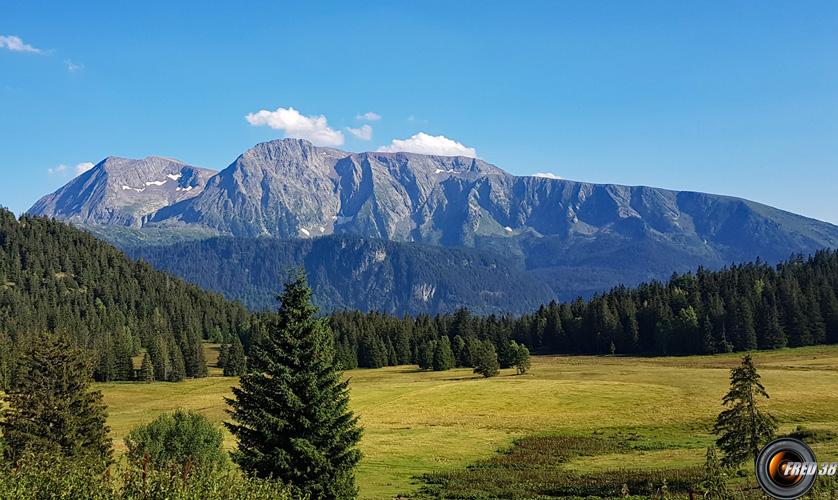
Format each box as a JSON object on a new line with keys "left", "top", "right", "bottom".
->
{"left": 472, "top": 341, "right": 500, "bottom": 378}
{"left": 125, "top": 410, "right": 227, "bottom": 473}
{"left": 0, "top": 453, "right": 299, "bottom": 500}
{"left": 0, "top": 453, "right": 114, "bottom": 500}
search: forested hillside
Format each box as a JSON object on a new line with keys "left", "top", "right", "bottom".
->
{"left": 323, "top": 251, "right": 838, "bottom": 369}
{"left": 4, "top": 208, "right": 837, "bottom": 387}
{"left": 0, "top": 209, "right": 248, "bottom": 388}
{"left": 127, "top": 236, "right": 554, "bottom": 314}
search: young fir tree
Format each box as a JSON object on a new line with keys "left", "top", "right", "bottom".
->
{"left": 140, "top": 352, "right": 155, "bottom": 382}
{"left": 432, "top": 336, "right": 455, "bottom": 371}
{"left": 713, "top": 355, "right": 777, "bottom": 467}
{"left": 0, "top": 333, "right": 112, "bottom": 467}
{"left": 417, "top": 340, "right": 435, "bottom": 370}
{"left": 473, "top": 341, "right": 500, "bottom": 378}
{"left": 226, "top": 272, "right": 362, "bottom": 499}
{"left": 218, "top": 342, "right": 229, "bottom": 370}
{"left": 223, "top": 337, "right": 247, "bottom": 376}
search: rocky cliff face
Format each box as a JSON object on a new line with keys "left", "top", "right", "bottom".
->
{"left": 29, "top": 156, "right": 217, "bottom": 227}
{"left": 150, "top": 138, "right": 508, "bottom": 241}
{"left": 29, "top": 138, "right": 838, "bottom": 301}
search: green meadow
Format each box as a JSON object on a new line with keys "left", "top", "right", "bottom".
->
{"left": 101, "top": 345, "right": 838, "bottom": 499}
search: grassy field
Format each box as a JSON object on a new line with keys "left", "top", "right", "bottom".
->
{"left": 99, "top": 345, "right": 838, "bottom": 499}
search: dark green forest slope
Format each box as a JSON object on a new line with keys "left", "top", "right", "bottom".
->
{"left": 3, "top": 209, "right": 837, "bottom": 385}
{"left": 126, "top": 236, "right": 554, "bottom": 315}
{"left": 327, "top": 250, "right": 838, "bottom": 369}
{"left": 0, "top": 210, "right": 248, "bottom": 388}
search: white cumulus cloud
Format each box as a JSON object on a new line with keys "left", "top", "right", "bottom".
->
{"left": 245, "top": 106, "right": 344, "bottom": 147}
{"left": 533, "top": 172, "right": 562, "bottom": 180}
{"left": 346, "top": 124, "right": 373, "bottom": 141}
{"left": 48, "top": 162, "right": 94, "bottom": 177}
{"left": 75, "top": 162, "right": 95, "bottom": 175}
{"left": 356, "top": 111, "right": 381, "bottom": 122}
{"left": 0, "top": 35, "right": 41, "bottom": 53}
{"left": 377, "top": 132, "right": 477, "bottom": 158}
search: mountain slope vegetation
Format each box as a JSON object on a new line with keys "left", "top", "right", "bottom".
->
{"left": 0, "top": 209, "right": 248, "bottom": 388}
{"left": 127, "top": 236, "right": 554, "bottom": 315}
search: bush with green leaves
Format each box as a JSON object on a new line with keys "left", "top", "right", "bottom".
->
{"left": 125, "top": 409, "right": 228, "bottom": 473}
{"left": 0, "top": 453, "right": 299, "bottom": 500}
{"left": 0, "top": 453, "right": 114, "bottom": 500}
{"left": 510, "top": 340, "right": 531, "bottom": 375}
{"left": 472, "top": 341, "right": 500, "bottom": 378}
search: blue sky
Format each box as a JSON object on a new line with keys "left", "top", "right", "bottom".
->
{"left": 1, "top": 1, "right": 837, "bottom": 223}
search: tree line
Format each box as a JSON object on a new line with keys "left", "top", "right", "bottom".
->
{"left": 0, "top": 210, "right": 249, "bottom": 388}
{"left": 311, "top": 250, "right": 838, "bottom": 370}
{"left": 3, "top": 210, "right": 838, "bottom": 390}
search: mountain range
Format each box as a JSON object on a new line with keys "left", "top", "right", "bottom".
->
{"left": 29, "top": 138, "right": 838, "bottom": 311}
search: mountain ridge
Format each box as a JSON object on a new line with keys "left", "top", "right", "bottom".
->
{"left": 28, "top": 138, "right": 838, "bottom": 304}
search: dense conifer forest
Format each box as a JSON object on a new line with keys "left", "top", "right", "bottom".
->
{"left": 0, "top": 210, "right": 248, "bottom": 388}
{"left": 329, "top": 250, "right": 838, "bottom": 369}
{"left": 2, "top": 209, "right": 837, "bottom": 386}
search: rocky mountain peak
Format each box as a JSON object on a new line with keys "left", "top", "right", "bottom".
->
{"left": 28, "top": 156, "right": 217, "bottom": 227}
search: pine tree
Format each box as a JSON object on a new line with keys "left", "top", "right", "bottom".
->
{"left": 417, "top": 340, "right": 435, "bottom": 370}
{"left": 701, "top": 316, "right": 717, "bottom": 354}
{"left": 218, "top": 342, "right": 229, "bottom": 370}
{"left": 432, "top": 336, "right": 455, "bottom": 371}
{"left": 713, "top": 355, "right": 777, "bottom": 467}
{"left": 167, "top": 339, "right": 186, "bottom": 382}
{"left": 0, "top": 333, "right": 112, "bottom": 467}
{"left": 140, "top": 352, "right": 154, "bottom": 382}
{"left": 226, "top": 272, "right": 362, "bottom": 499}
{"left": 756, "top": 294, "right": 786, "bottom": 349}
{"left": 223, "top": 337, "right": 247, "bottom": 376}
{"left": 451, "top": 335, "right": 467, "bottom": 367}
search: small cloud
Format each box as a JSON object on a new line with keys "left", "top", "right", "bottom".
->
{"left": 346, "top": 124, "right": 373, "bottom": 141}
{"left": 245, "top": 106, "right": 344, "bottom": 147}
{"left": 75, "top": 162, "right": 95, "bottom": 175}
{"left": 377, "top": 132, "right": 477, "bottom": 158}
{"left": 48, "top": 162, "right": 94, "bottom": 177}
{"left": 47, "top": 164, "right": 68, "bottom": 176}
{"left": 533, "top": 172, "right": 562, "bottom": 180}
{"left": 0, "top": 35, "right": 42, "bottom": 54}
{"left": 65, "top": 59, "right": 84, "bottom": 72}
{"left": 355, "top": 111, "right": 381, "bottom": 122}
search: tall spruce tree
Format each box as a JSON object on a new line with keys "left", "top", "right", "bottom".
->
{"left": 432, "top": 336, "right": 455, "bottom": 371}
{"left": 0, "top": 333, "right": 112, "bottom": 467}
{"left": 226, "top": 272, "right": 362, "bottom": 499}
{"left": 713, "top": 355, "right": 777, "bottom": 467}
{"left": 223, "top": 337, "right": 247, "bottom": 376}
{"left": 140, "top": 352, "right": 154, "bottom": 382}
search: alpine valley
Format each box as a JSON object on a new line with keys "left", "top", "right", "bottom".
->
{"left": 29, "top": 138, "right": 838, "bottom": 314}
